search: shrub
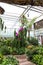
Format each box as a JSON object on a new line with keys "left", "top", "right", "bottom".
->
{"left": 0, "top": 55, "right": 19, "bottom": 65}
{"left": 12, "top": 47, "right": 25, "bottom": 55}
{"left": 0, "top": 38, "right": 13, "bottom": 47}
{"left": 26, "top": 46, "right": 38, "bottom": 60}
{"left": 0, "top": 45, "right": 10, "bottom": 55}
{"left": 0, "top": 54, "right": 3, "bottom": 64}
{"left": 3, "top": 39, "right": 12, "bottom": 46}
{"left": 0, "top": 45, "right": 25, "bottom": 55}
{"left": 16, "top": 47, "right": 25, "bottom": 55}
{"left": 2, "top": 56, "right": 19, "bottom": 65}
{"left": 36, "top": 46, "right": 43, "bottom": 55}
{"left": 26, "top": 46, "right": 43, "bottom": 65}
{"left": 0, "top": 36, "right": 25, "bottom": 54}
{"left": 27, "top": 45, "right": 34, "bottom": 49}
{"left": 27, "top": 37, "right": 39, "bottom": 46}
{"left": 32, "top": 54, "right": 43, "bottom": 65}
{"left": 0, "top": 42, "right": 5, "bottom": 47}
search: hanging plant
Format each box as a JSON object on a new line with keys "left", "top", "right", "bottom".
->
{"left": 0, "top": 18, "right": 2, "bottom": 28}
{"left": 1, "top": 22, "right": 4, "bottom": 30}
{"left": 0, "top": 18, "right": 4, "bottom": 30}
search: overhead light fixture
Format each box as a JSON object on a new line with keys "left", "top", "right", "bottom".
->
{"left": 27, "top": 14, "right": 29, "bottom": 17}
{"left": 27, "top": 12, "right": 29, "bottom": 17}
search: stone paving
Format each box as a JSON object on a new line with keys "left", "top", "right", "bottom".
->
{"left": 15, "top": 55, "right": 36, "bottom": 65}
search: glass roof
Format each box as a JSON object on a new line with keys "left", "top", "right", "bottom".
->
{"left": 0, "top": 2, "right": 27, "bottom": 16}
{"left": 0, "top": 2, "right": 43, "bottom": 20}
{"left": 0, "top": 2, "right": 43, "bottom": 37}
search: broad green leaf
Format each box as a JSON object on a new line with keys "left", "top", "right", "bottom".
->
{"left": 21, "top": 15, "right": 37, "bottom": 29}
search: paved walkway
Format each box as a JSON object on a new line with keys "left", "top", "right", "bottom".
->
{"left": 15, "top": 55, "right": 36, "bottom": 65}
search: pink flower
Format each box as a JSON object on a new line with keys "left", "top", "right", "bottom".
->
{"left": 19, "top": 27, "right": 24, "bottom": 32}
{"left": 16, "top": 32, "right": 18, "bottom": 36}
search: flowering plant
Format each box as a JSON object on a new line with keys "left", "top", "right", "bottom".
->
{"left": 14, "top": 26, "right": 27, "bottom": 48}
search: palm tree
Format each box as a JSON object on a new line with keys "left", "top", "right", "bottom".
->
{"left": 21, "top": 15, "right": 37, "bottom": 37}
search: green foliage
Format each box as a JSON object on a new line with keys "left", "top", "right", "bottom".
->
{"left": 21, "top": 15, "right": 29, "bottom": 26}
{"left": 35, "top": 46, "right": 43, "bottom": 55}
{"left": 28, "top": 17, "right": 37, "bottom": 28}
{"left": 0, "top": 37, "right": 26, "bottom": 55}
{"left": 14, "top": 27, "right": 27, "bottom": 48}
{"left": 26, "top": 46, "right": 37, "bottom": 60}
{"left": 27, "top": 37, "right": 39, "bottom": 46}
{"left": 0, "top": 18, "right": 4, "bottom": 30}
{"left": 26, "top": 46, "right": 43, "bottom": 65}
{"left": 21, "top": 15, "right": 37, "bottom": 37}
{"left": 32, "top": 54, "right": 43, "bottom": 65}
{"left": 15, "top": 47, "right": 25, "bottom": 55}
{"left": 21, "top": 15, "right": 37, "bottom": 30}
{"left": 0, "top": 55, "right": 19, "bottom": 65}
{"left": 0, "top": 54, "right": 3, "bottom": 64}
{"left": 0, "top": 45, "right": 10, "bottom": 55}
{"left": 2, "top": 56, "right": 19, "bottom": 65}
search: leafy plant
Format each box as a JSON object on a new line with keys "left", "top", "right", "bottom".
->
{"left": 0, "top": 54, "right": 3, "bottom": 64}
{"left": 27, "top": 37, "right": 39, "bottom": 46}
{"left": 2, "top": 56, "right": 19, "bottom": 65}
{"left": 21, "top": 15, "right": 37, "bottom": 37}
{"left": 14, "top": 27, "right": 27, "bottom": 48}
{"left": 0, "top": 37, "right": 26, "bottom": 55}
{"left": 26, "top": 46, "right": 43, "bottom": 65}
{"left": 0, "top": 18, "right": 4, "bottom": 30}
{"left": 21, "top": 15, "right": 37, "bottom": 28}
{"left": 26, "top": 46, "right": 37, "bottom": 60}
{"left": 16, "top": 47, "right": 25, "bottom": 55}
{"left": 0, "top": 55, "right": 19, "bottom": 65}
{"left": 32, "top": 54, "right": 43, "bottom": 65}
{"left": 0, "top": 45, "right": 10, "bottom": 55}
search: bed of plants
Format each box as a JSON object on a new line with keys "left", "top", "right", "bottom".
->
{"left": 0, "top": 16, "right": 43, "bottom": 65}
{"left": 0, "top": 27, "right": 27, "bottom": 55}
{"left": 0, "top": 54, "right": 19, "bottom": 65}
{"left": 0, "top": 26, "right": 40, "bottom": 65}
{"left": 0, "top": 26, "right": 28, "bottom": 65}
{"left": 26, "top": 45, "right": 43, "bottom": 65}
{"left": 0, "top": 36, "right": 42, "bottom": 65}
{"left": 0, "top": 27, "right": 41, "bottom": 65}
{"left": 27, "top": 37, "right": 39, "bottom": 46}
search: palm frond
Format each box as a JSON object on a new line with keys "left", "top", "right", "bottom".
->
{"left": 27, "top": 17, "right": 37, "bottom": 28}
{"left": 21, "top": 15, "right": 37, "bottom": 29}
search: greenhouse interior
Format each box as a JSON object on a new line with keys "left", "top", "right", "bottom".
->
{"left": 0, "top": 0, "right": 43, "bottom": 65}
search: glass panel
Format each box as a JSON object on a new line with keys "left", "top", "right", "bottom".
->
{"left": 0, "top": 2, "right": 25, "bottom": 16}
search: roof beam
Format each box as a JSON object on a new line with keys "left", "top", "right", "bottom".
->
{"left": 20, "top": 5, "right": 32, "bottom": 17}
{"left": 21, "top": 6, "right": 43, "bottom": 15}
{"left": 32, "top": 7, "right": 43, "bottom": 13}
{"left": 30, "top": 9, "right": 43, "bottom": 14}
